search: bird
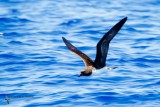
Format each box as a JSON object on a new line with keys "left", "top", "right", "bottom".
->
{"left": 62, "top": 17, "right": 127, "bottom": 77}
{"left": 5, "top": 95, "right": 9, "bottom": 104}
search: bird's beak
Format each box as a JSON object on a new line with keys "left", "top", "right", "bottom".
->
{"left": 78, "top": 74, "right": 81, "bottom": 77}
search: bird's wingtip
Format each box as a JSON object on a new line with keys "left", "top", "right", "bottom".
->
{"left": 62, "top": 36, "right": 65, "bottom": 40}
{"left": 62, "top": 37, "right": 67, "bottom": 42}
{"left": 118, "top": 17, "right": 127, "bottom": 25}
{"left": 123, "top": 17, "right": 128, "bottom": 21}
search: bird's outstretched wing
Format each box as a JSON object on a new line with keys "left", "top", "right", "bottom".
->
{"left": 62, "top": 37, "right": 93, "bottom": 67}
{"left": 94, "top": 17, "right": 127, "bottom": 69}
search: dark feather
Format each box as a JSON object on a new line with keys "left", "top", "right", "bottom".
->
{"left": 94, "top": 17, "right": 127, "bottom": 69}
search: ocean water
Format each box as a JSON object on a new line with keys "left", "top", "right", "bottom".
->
{"left": 0, "top": 0, "right": 160, "bottom": 107}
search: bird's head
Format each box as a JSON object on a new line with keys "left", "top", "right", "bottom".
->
{"left": 78, "top": 71, "right": 92, "bottom": 77}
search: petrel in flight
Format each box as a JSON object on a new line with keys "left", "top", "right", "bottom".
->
{"left": 62, "top": 17, "right": 127, "bottom": 77}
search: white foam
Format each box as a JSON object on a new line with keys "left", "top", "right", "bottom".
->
{"left": 0, "top": 32, "right": 3, "bottom": 36}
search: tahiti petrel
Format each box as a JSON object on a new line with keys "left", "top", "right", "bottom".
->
{"left": 62, "top": 17, "right": 127, "bottom": 77}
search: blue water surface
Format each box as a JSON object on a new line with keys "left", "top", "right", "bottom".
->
{"left": 0, "top": 0, "right": 160, "bottom": 107}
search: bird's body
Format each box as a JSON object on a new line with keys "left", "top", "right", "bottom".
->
{"left": 62, "top": 17, "right": 127, "bottom": 77}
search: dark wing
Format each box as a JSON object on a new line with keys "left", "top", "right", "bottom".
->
{"left": 94, "top": 17, "right": 127, "bottom": 69}
{"left": 62, "top": 37, "right": 93, "bottom": 67}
